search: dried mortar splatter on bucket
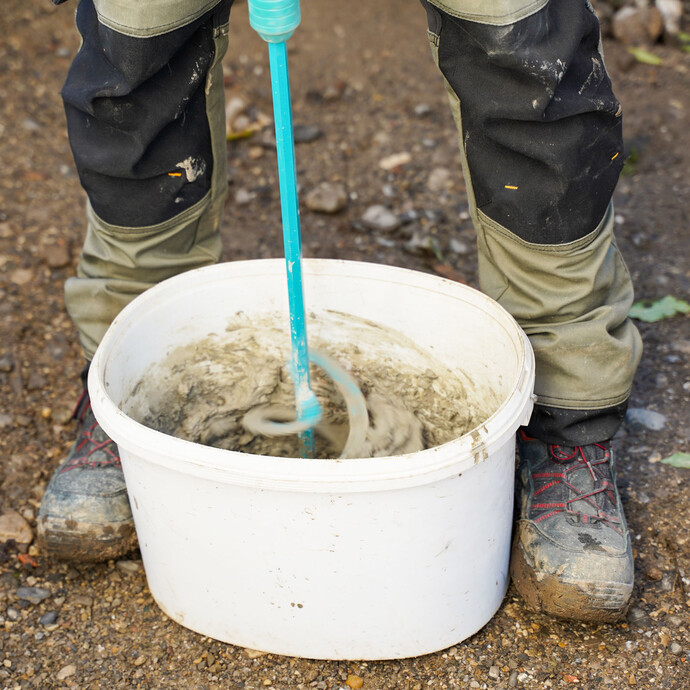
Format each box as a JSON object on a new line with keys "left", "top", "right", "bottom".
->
{"left": 124, "top": 312, "right": 497, "bottom": 459}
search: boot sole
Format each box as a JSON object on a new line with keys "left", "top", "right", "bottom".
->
{"left": 510, "top": 537, "right": 633, "bottom": 623}
{"left": 37, "top": 516, "right": 138, "bottom": 563}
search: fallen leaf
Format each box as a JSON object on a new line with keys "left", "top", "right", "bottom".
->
{"left": 17, "top": 553, "right": 38, "bottom": 567}
{"left": 660, "top": 452, "right": 690, "bottom": 469}
{"left": 626, "top": 47, "right": 663, "bottom": 66}
{"left": 629, "top": 295, "right": 690, "bottom": 322}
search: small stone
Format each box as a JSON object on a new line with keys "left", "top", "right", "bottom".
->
{"left": 646, "top": 565, "right": 664, "bottom": 581}
{"left": 293, "top": 124, "right": 323, "bottom": 143}
{"left": 322, "top": 82, "right": 345, "bottom": 100}
{"left": 361, "top": 205, "right": 401, "bottom": 233}
{"left": 0, "top": 413, "right": 12, "bottom": 429}
{"left": 134, "top": 655, "right": 146, "bottom": 666}
{"left": 234, "top": 188, "right": 256, "bottom": 206}
{"left": 116, "top": 560, "right": 143, "bottom": 575}
{"left": 27, "top": 371, "right": 47, "bottom": 391}
{"left": 248, "top": 146, "right": 264, "bottom": 160}
{"left": 427, "top": 167, "right": 453, "bottom": 193}
{"left": 656, "top": 0, "right": 683, "bottom": 36}
{"left": 660, "top": 631, "right": 671, "bottom": 646}
{"left": 16, "top": 587, "right": 51, "bottom": 605}
{"left": 378, "top": 152, "right": 411, "bottom": 171}
{"left": 304, "top": 182, "right": 348, "bottom": 214}
{"left": 9, "top": 268, "right": 34, "bottom": 286}
{"left": 0, "top": 355, "right": 14, "bottom": 373}
{"left": 627, "top": 606, "right": 652, "bottom": 628}
{"left": 22, "top": 118, "right": 40, "bottom": 132}
{"left": 612, "top": 6, "right": 664, "bottom": 46}
{"left": 669, "top": 642, "right": 683, "bottom": 655}
{"left": 626, "top": 408, "right": 667, "bottom": 431}
{"left": 0, "top": 511, "right": 33, "bottom": 544}
{"left": 71, "top": 595, "right": 93, "bottom": 606}
{"left": 6, "top": 607, "right": 20, "bottom": 621}
{"left": 244, "top": 648, "right": 268, "bottom": 659}
{"left": 404, "top": 231, "right": 435, "bottom": 255}
{"left": 345, "top": 676, "right": 364, "bottom": 689}
{"left": 225, "top": 96, "right": 247, "bottom": 132}
{"left": 449, "top": 238, "right": 470, "bottom": 254}
{"left": 40, "top": 611, "right": 58, "bottom": 626}
{"left": 413, "top": 103, "right": 432, "bottom": 117}
{"left": 42, "top": 243, "right": 71, "bottom": 269}
{"left": 488, "top": 666, "right": 500, "bottom": 680}
{"left": 56, "top": 664, "right": 76, "bottom": 681}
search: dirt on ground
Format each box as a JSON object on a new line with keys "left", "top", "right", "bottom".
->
{"left": 1, "top": 1, "right": 689, "bottom": 688}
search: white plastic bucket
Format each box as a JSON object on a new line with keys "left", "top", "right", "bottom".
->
{"left": 89, "top": 258, "right": 534, "bottom": 660}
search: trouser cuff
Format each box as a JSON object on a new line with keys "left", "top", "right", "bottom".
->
{"left": 524, "top": 400, "right": 629, "bottom": 446}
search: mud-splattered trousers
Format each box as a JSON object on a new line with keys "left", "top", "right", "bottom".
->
{"left": 59, "top": 0, "right": 641, "bottom": 446}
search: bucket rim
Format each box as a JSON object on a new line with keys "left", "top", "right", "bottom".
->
{"left": 89, "top": 259, "right": 535, "bottom": 491}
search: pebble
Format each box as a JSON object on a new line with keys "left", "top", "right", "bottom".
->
{"left": 235, "top": 188, "right": 256, "bottom": 206}
{"left": 42, "top": 243, "right": 71, "bottom": 268}
{"left": 488, "top": 665, "right": 500, "bottom": 679}
{"left": 22, "top": 118, "right": 40, "bottom": 132}
{"left": 9, "top": 268, "right": 34, "bottom": 286}
{"left": 404, "top": 231, "right": 435, "bottom": 255}
{"left": 361, "top": 205, "right": 401, "bottom": 233}
{"left": 626, "top": 408, "right": 667, "bottom": 431}
{"left": 612, "top": 6, "right": 664, "bottom": 45}
{"left": 56, "top": 664, "right": 76, "bottom": 681}
{"left": 656, "top": 0, "right": 683, "bottom": 36}
{"left": 116, "top": 560, "right": 143, "bottom": 575}
{"left": 645, "top": 565, "right": 663, "bottom": 581}
{"left": 413, "top": 103, "right": 432, "bottom": 117}
{"left": 449, "top": 238, "right": 470, "bottom": 254}
{"left": 244, "top": 648, "right": 268, "bottom": 659}
{"left": 293, "top": 124, "right": 323, "bottom": 143}
{"left": 16, "top": 587, "right": 51, "bottom": 605}
{"left": 0, "top": 510, "right": 33, "bottom": 544}
{"left": 378, "top": 152, "right": 411, "bottom": 171}
{"left": 0, "top": 413, "right": 12, "bottom": 429}
{"left": 6, "top": 607, "right": 20, "bottom": 621}
{"left": 304, "top": 182, "right": 348, "bottom": 214}
{"left": 0, "top": 355, "right": 14, "bottom": 373}
{"left": 627, "top": 606, "right": 652, "bottom": 628}
{"left": 427, "top": 167, "right": 453, "bottom": 193}
{"left": 40, "top": 611, "right": 58, "bottom": 626}
{"left": 669, "top": 642, "right": 683, "bottom": 655}
{"left": 225, "top": 96, "right": 247, "bottom": 130}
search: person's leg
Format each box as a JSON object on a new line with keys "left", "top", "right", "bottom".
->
{"left": 38, "top": 0, "right": 232, "bottom": 561}
{"left": 420, "top": 0, "right": 642, "bottom": 620}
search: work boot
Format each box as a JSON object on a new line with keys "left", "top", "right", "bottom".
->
{"left": 37, "top": 385, "right": 136, "bottom": 561}
{"left": 510, "top": 431, "right": 634, "bottom": 622}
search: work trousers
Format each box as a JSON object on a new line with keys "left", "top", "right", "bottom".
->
{"left": 59, "top": 0, "right": 642, "bottom": 445}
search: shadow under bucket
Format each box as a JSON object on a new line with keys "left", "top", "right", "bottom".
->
{"left": 89, "top": 258, "right": 535, "bottom": 660}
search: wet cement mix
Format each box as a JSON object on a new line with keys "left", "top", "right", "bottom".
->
{"left": 126, "top": 313, "right": 495, "bottom": 459}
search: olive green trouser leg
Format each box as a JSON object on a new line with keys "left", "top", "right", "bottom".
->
{"left": 62, "top": 0, "right": 232, "bottom": 360}
{"left": 421, "top": 0, "right": 642, "bottom": 444}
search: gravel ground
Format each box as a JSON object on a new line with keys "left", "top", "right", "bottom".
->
{"left": 1, "top": 1, "right": 689, "bottom": 688}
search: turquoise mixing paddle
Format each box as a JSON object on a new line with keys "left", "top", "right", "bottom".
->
{"left": 247, "top": 0, "right": 321, "bottom": 456}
